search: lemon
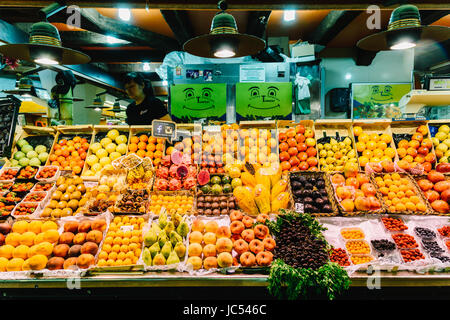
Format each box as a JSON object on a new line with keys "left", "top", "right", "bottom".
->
{"left": 107, "top": 129, "right": 120, "bottom": 141}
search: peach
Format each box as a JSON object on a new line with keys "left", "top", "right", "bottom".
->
{"left": 203, "top": 232, "right": 216, "bottom": 245}
{"left": 91, "top": 219, "right": 107, "bottom": 232}
{"left": 188, "top": 243, "right": 202, "bottom": 257}
{"left": 233, "top": 239, "right": 249, "bottom": 255}
{"left": 229, "top": 210, "right": 243, "bottom": 221}
{"left": 217, "top": 252, "right": 233, "bottom": 268}
{"left": 242, "top": 216, "right": 254, "bottom": 228}
{"left": 73, "top": 232, "right": 87, "bottom": 245}
{"left": 80, "top": 242, "right": 98, "bottom": 255}
{"left": 254, "top": 225, "right": 269, "bottom": 239}
{"left": 361, "top": 183, "right": 376, "bottom": 197}
{"left": 216, "top": 237, "right": 233, "bottom": 253}
{"left": 263, "top": 237, "right": 276, "bottom": 251}
{"left": 241, "top": 229, "right": 255, "bottom": 243}
{"left": 256, "top": 214, "right": 270, "bottom": 224}
{"left": 58, "top": 232, "right": 74, "bottom": 245}
{"left": 63, "top": 221, "right": 79, "bottom": 233}
{"left": 191, "top": 220, "right": 205, "bottom": 233}
{"left": 52, "top": 244, "right": 69, "bottom": 258}
{"left": 77, "top": 253, "right": 95, "bottom": 269}
{"left": 47, "top": 257, "right": 64, "bottom": 270}
{"left": 202, "top": 244, "right": 217, "bottom": 257}
{"left": 186, "top": 256, "right": 202, "bottom": 270}
{"left": 231, "top": 234, "right": 242, "bottom": 243}
{"left": 239, "top": 251, "right": 256, "bottom": 267}
{"left": 68, "top": 244, "right": 82, "bottom": 257}
{"left": 336, "top": 186, "right": 352, "bottom": 200}
{"left": 230, "top": 221, "right": 245, "bottom": 235}
{"left": 340, "top": 199, "right": 355, "bottom": 212}
{"left": 63, "top": 257, "right": 78, "bottom": 270}
{"left": 256, "top": 251, "right": 273, "bottom": 266}
{"left": 203, "top": 256, "right": 218, "bottom": 270}
{"left": 216, "top": 226, "right": 231, "bottom": 239}
{"left": 86, "top": 230, "right": 103, "bottom": 244}
{"left": 204, "top": 220, "right": 219, "bottom": 233}
{"left": 77, "top": 221, "right": 91, "bottom": 233}
{"left": 189, "top": 231, "right": 203, "bottom": 244}
{"left": 249, "top": 239, "right": 264, "bottom": 255}
{"left": 355, "top": 196, "right": 370, "bottom": 211}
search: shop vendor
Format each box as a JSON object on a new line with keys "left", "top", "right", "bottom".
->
{"left": 124, "top": 72, "right": 171, "bottom": 125}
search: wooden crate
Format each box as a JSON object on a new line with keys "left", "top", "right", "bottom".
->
{"left": 427, "top": 120, "right": 450, "bottom": 164}
{"left": 390, "top": 120, "right": 437, "bottom": 170}
{"left": 81, "top": 125, "right": 131, "bottom": 181}
{"left": 351, "top": 120, "right": 399, "bottom": 168}
{"left": 314, "top": 119, "right": 358, "bottom": 171}
{"left": 8, "top": 126, "right": 57, "bottom": 166}
{"left": 127, "top": 125, "right": 166, "bottom": 167}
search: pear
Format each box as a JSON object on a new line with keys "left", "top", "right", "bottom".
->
{"left": 172, "top": 212, "right": 183, "bottom": 228}
{"left": 170, "top": 230, "right": 183, "bottom": 246}
{"left": 164, "top": 221, "right": 175, "bottom": 234}
{"left": 158, "top": 211, "right": 168, "bottom": 229}
{"left": 142, "top": 247, "right": 152, "bottom": 266}
{"left": 166, "top": 250, "right": 180, "bottom": 265}
{"left": 152, "top": 253, "right": 166, "bottom": 266}
{"left": 174, "top": 242, "right": 186, "bottom": 259}
{"left": 161, "top": 241, "right": 173, "bottom": 259}
{"left": 158, "top": 230, "right": 168, "bottom": 247}
{"left": 151, "top": 222, "right": 161, "bottom": 234}
{"left": 176, "top": 220, "right": 189, "bottom": 238}
{"left": 143, "top": 229, "right": 158, "bottom": 247}
{"left": 149, "top": 242, "right": 160, "bottom": 259}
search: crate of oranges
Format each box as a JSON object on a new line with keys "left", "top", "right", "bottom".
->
{"left": 148, "top": 191, "right": 195, "bottom": 216}
{"left": 128, "top": 127, "right": 166, "bottom": 167}
{"left": 391, "top": 121, "right": 436, "bottom": 173}
{"left": 93, "top": 215, "right": 148, "bottom": 271}
{"left": 373, "top": 172, "right": 431, "bottom": 215}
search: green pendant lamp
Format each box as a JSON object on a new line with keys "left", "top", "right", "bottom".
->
{"left": 85, "top": 97, "right": 109, "bottom": 111}
{"left": 0, "top": 21, "right": 90, "bottom": 65}
{"left": 357, "top": 5, "right": 450, "bottom": 51}
{"left": 183, "top": 0, "right": 266, "bottom": 58}
{"left": 2, "top": 76, "right": 35, "bottom": 95}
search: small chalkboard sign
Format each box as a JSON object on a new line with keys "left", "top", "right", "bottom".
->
{"left": 152, "top": 120, "right": 176, "bottom": 143}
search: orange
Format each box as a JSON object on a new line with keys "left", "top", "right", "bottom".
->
{"left": 137, "top": 142, "right": 147, "bottom": 150}
{"left": 389, "top": 185, "right": 399, "bottom": 193}
{"left": 366, "top": 141, "right": 377, "bottom": 151}
{"left": 405, "top": 202, "right": 416, "bottom": 211}
{"left": 401, "top": 197, "right": 410, "bottom": 204}
{"left": 129, "top": 143, "right": 138, "bottom": 152}
{"left": 369, "top": 133, "right": 380, "bottom": 142}
{"left": 146, "top": 151, "right": 154, "bottom": 158}
{"left": 356, "top": 142, "right": 366, "bottom": 152}
{"left": 396, "top": 191, "right": 405, "bottom": 199}
{"left": 391, "top": 173, "right": 401, "bottom": 180}
{"left": 136, "top": 150, "right": 146, "bottom": 158}
{"left": 362, "top": 150, "right": 373, "bottom": 158}
{"left": 388, "top": 192, "right": 396, "bottom": 200}
{"left": 379, "top": 187, "right": 389, "bottom": 195}
{"left": 398, "top": 140, "right": 409, "bottom": 149}
{"left": 416, "top": 202, "right": 427, "bottom": 212}
{"left": 403, "top": 155, "right": 414, "bottom": 163}
{"left": 102, "top": 244, "right": 112, "bottom": 253}
{"left": 112, "top": 244, "right": 121, "bottom": 253}
{"left": 154, "top": 150, "right": 163, "bottom": 159}
{"left": 373, "top": 149, "right": 384, "bottom": 159}
{"left": 108, "top": 251, "right": 118, "bottom": 261}
{"left": 353, "top": 126, "right": 363, "bottom": 137}
{"left": 376, "top": 180, "right": 385, "bottom": 188}
{"left": 130, "top": 136, "right": 139, "bottom": 144}
{"left": 358, "top": 133, "right": 370, "bottom": 143}
{"left": 384, "top": 147, "right": 396, "bottom": 158}
{"left": 146, "top": 143, "right": 156, "bottom": 152}
{"left": 410, "top": 195, "right": 420, "bottom": 204}
{"left": 156, "top": 143, "right": 164, "bottom": 151}
{"left": 385, "top": 199, "right": 392, "bottom": 207}
{"left": 391, "top": 197, "right": 401, "bottom": 205}
{"left": 376, "top": 141, "right": 387, "bottom": 150}
{"left": 395, "top": 203, "right": 406, "bottom": 212}
{"left": 384, "top": 179, "right": 393, "bottom": 187}
{"left": 139, "top": 135, "right": 148, "bottom": 143}
{"left": 389, "top": 206, "right": 397, "bottom": 213}
{"left": 380, "top": 134, "right": 392, "bottom": 144}
{"left": 409, "top": 140, "right": 420, "bottom": 149}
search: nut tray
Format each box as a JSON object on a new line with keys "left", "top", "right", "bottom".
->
{"left": 111, "top": 189, "right": 149, "bottom": 215}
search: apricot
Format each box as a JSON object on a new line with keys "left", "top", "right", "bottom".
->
{"left": 68, "top": 244, "right": 82, "bottom": 257}
{"left": 53, "top": 244, "right": 70, "bottom": 258}
{"left": 78, "top": 221, "right": 91, "bottom": 233}
{"left": 241, "top": 229, "right": 255, "bottom": 243}
{"left": 216, "top": 237, "right": 233, "bottom": 253}
{"left": 249, "top": 239, "right": 264, "bottom": 255}
{"left": 203, "top": 232, "right": 216, "bottom": 245}
{"left": 86, "top": 230, "right": 103, "bottom": 244}
{"left": 229, "top": 210, "right": 243, "bottom": 222}
{"left": 254, "top": 225, "right": 269, "bottom": 240}
{"left": 91, "top": 219, "right": 107, "bottom": 232}
{"left": 202, "top": 244, "right": 217, "bottom": 258}
{"left": 217, "top": 252, "right": 233, "bottom": 268}
{"left": 73, "top": 232, "right": 87, "bottom": 245}
{"left": 204, "top": 221, "right": 218, "bottom": 233}
{"left": 189, "top": 231, "right": 203, "bottom": 244}
{"left": 191, "top": 219, "right": 205, "bottom": 233}
{"left": 47, "top": 257, "right": 64, "bottom": 270}
{"left": 233, "top": 239, "right": 249, "bottom": 255}
{"left": 256, "top": 251, "right": 273, "bottom": 266}
{"left": 81, "top": 242, "right": 98, "bottom": 255}
{"left": 340, "top": 199, "right": 355, "bottom": 212}
{"left": 58, "top": 232, "right": 74, "bottom": 245}
{"left": 64, "top": 221, "right": 79, "bottom": 233}
{"left": 77, "top": 253, "right": 95, "bottom": 269}
{"left": 63, "top": 257, "right": 78, "bottom": 270}
{"left": 203, "top": 256, "right": 218, "bottom": 270}
{"left": 262, "top": 237, "right": 276, "bottom": 251}
{"left": 242, "top": 216, "right": 254, "bottom": 229}
{"left": 239, "top": 251, "right": 256, "bottom": 267}
{"left": 230, "top": 221, "right": 245, "bottom": 235}
{"left": 186, "top": 256, "right": 202, "bottom": 270}
{"left": 188, "top": 243, "right": 202, "bottom": 257}
{"left": 216, "top": 226, "right": 231, "bottom": 239}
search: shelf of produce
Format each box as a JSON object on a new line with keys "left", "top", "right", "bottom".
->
{"left": 0, "top": 272, "right": 448, "bottom": 288}
{"left": 127, "top": 125, "right": 166, "bottom": 167}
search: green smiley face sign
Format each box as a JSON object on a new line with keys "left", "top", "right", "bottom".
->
{"left": 236, "top": 82, "right": 292, "bottom": 121}
{"left": 170, "top": 83, "right": 227, "bottom": 122}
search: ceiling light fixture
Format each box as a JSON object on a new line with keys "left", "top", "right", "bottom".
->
{"left": 118, "top": 8, "right": 131, "bottom": 21}
{"left": 143, "top": 62, "right": 151, "bottom": 72}
{"left": 106, "top": 35, "right": 123, "bottom": 44}
{"left": 85, "top": 96, "right": 109, "bottom": 111}
{"left": 183, "top": 0, "right": 265, "bottom": 58}
{"left": 283, "top": 10, "right": 296, "bottom": 22}
{"left": 357, "top": 4, "right": 450, "bottom": 51}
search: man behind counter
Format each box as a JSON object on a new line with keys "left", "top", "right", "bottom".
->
{"left": 124, "top": 72, "right": 171, "bottom": 125}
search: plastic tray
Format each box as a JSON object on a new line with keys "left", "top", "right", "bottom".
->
{"left": 0, "top": 181, "right": 14, "bottom": 193}
{"left": 340, "top": 227, "right": 365, "bottom": 240}
{"left": 437, "top": 225, "right": 450, "bottom": 239}
{"left": 399, "top": 248, "right": 426, "bottom": 264}
{"left": 349, "top": 254, "right": 375, "bottom": 265}
{"left": 391, "top": 233, "right": 419, "bottom": 249}
{"left": 11, "top": 181, "right": 35, "bottom": 193}
{"left": 380, "top": 215, "right": 408, "bottom": 232}
{"left": 15, "top": 166, "right": 39, "bottom": 180}
{"left": 11, "top": 202, "right": 41, "bottom": 218}
{"left": 31, "top": 181, "right": 56, "bottom": 192}
{"left": 35, "top": 165, "right": 60, "bottom": 182}
{"left": 22, "top": 191, "right": 49, "bottom": 206}
{"left": 0, "top": 167, "right": 20, "bottom": 180}
{"left": 345, "top": 239, "right": 372, "bottom": 255}
{"left": 413, "top": 226, "right": 437, "bottom": 241}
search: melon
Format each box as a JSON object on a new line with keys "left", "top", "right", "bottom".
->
{"left": 171, "top": 150, "right": 183, "bottom": 165}
{"left": 21, "top": 144, "right": 34, "bottom": 154}
{"left": 26, "top": 151, "right": 38, "bottom": 159}
{"left": 13, "top": 151, "right": 25, "bottom": 161}
{"left": 38, "top": 152, "right": 49, "bottom": 163}
{"left": 34, "top": 145, "right": 47, "bottom": 154}
{"left": 197, "top": 169, "right": 210, "bottom": 186}
{"left": 19, "top": 157, "right": 30, "bottom": 167}
{"left": 29, "top": 157, "right": 41, "bottom": 167}
{"left": 17, "top": 139, "right": 29, "bottom": 149}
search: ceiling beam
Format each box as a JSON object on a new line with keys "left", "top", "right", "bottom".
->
{"left": 59, "top": 31, "right": 131, "bottom": 47}
{"left": 160, "top": 10, "right": 194, "bottom": 46}
{"left": 83, "top": 49, "right": 166, "bottom": 63}
{"left": 0, "top": 1, "right": 448, "bottom": 9}
{"left": 414, "top": 38, "right": 450, "bottom": 71}
{"left": 49, "top": 8, "right": 180, "bottom": 53}
{"left": 419, "top": 10, "right": 450, "bottom": 25}
{"left": 246, "top": 11, "right": 271, "bottom": 39}
{"left": 306, "top": 10, "right": 361, "bottom": 45}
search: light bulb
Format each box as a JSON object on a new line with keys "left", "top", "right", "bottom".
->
{"left": 34, "top": 57, "right": 59, "bottom": 65}
{"left": 284, "top": 10, "right": 296, "bottom": 22}
{"left": 214, "top": 48, "right": 235, "bottom": 58}
{"left": 143, "top": 62, "right": 151, "bottom": 71}
{"left": 390, "top": 41, "right": 416, "bottom": 50}
{"left": 118, "top": 8, "right": 131, "bottom": 21}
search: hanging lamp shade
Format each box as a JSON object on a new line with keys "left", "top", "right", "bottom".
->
{"left": 183, "top": 7, "right": 265, "bottom": 58}
{"left": 0, "top": 22, "right": 90, "bottom": 65}
{"left": 2, "top": 76, "right": 35, "bottom": 95}
{"left": 357, "top": 5, "right": 450, "bottom": 51}
{"left": 85, "top": 97, "right": 109, "bottom": 109}
{"left": 110, "top": 101, "right": 124, "bottom": 113}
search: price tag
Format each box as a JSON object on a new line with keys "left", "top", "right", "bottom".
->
{"left": 120, "top": 225, "right": 134, "bottom": 232}
{"left": 152, "top": 120, "right": 176, "bottom": 143}
{"left": 295, "top": 202, "right": 304, "bottom": 213}
{"left": 203, "top": 125, "right": 221, "bottom": 133}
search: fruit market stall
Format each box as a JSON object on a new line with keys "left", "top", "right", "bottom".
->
{"left": 0, "top": 120, "right": 448, "bottom": 300}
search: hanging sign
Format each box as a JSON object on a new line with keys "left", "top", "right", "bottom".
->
{"left": 152, "top": 120, "right": 176, "bottom": 143}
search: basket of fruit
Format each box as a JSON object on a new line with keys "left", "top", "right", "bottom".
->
{"left": 11, "top": 181, "right": 34, "bottom": 193}
{"left": 289, "top": 171, "right": 339, "bottom": 217}
{"left": 329, "top": 169, "right": 386, "bottom": 216}
{"left": 111, "top": 188, "right": 150, "bottom": 215}
{"left": 127, "top": 126, "right": 166, "bottom": 167}
{"left": 11, "top": 202, "right": 40, "bottom": 218}
{"left": 148, "top": 190, "right": 196, "bottom": 216}
{"left": 315, "top": 120, "right": 358, "bottom": 172}
{"left": 0, "top": 191, "right": 24, "bottom": 204}
{"left": 414, "top": 171, "right": 450, "bottom": 215}
{"left": 0, "top": 202, "right": 15, "bottom": 217}
{"left": 0, "top": 181, "right": 13, "bottom": 193}
{"left": 372, "top": 172, "right": 432, "bottom": 215}
{"left": 31, "top": 181, "right": 55, "bottom": 192}
{"left": 16, "top": 166, "right": 39, "bottom": 180}
{"left": 35, "top": 166, "right": 60, "bottom": 182}
{"left": 0, "top": 167, "right": 19, "bottom": 180}
{"left": 428, "top": 121, "right": 449, "bottom": 166}
{"left": 199, "top": 126, "right": 224, "bottom": 174}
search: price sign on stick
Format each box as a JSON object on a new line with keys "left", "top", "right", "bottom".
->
{"left": 152, "top": 120, "right": 176, "bottom": 143}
